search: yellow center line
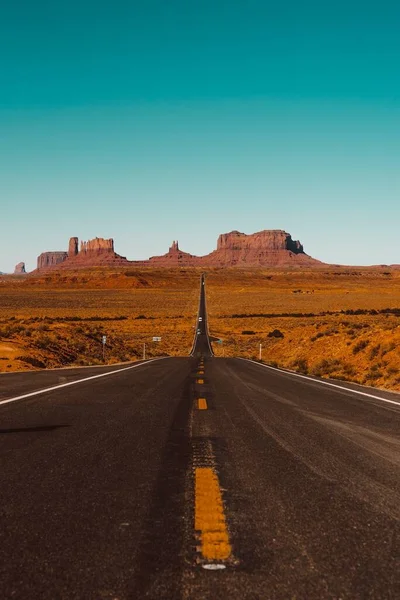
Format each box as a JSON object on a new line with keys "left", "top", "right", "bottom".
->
{"left": 195, "top": 467, "right": 232, "bottom": 561}
{"left": 197, "top": 398, "right": 208, "bottom": 410}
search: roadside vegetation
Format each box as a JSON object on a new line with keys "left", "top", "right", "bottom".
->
{"left": 1, "top": 266, "right": 400, "bottom": 392}
{"left": 0, "top": 268, "right": 200, "bottom": 371}
{"left": 206, "top": 268, "right": 400, "bottom": 392}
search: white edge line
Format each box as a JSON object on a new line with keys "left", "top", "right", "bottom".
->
{"left": 238, "top": 358, "right": 400, "bottom": 407}
{"left": 0, "top": 358, "right": 169, "bottom": 407}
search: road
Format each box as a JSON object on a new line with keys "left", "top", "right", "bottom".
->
{"left": 0, "top": 275, "right": 399, "bottom": 599}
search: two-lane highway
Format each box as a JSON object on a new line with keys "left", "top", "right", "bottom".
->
{"left": 0, "top": 275, "right": 399, "bottom": 599}
{"left": 191, "top": 273, "right": 213, "bottom": 357}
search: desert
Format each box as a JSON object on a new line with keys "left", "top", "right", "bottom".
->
{"left": 1, "top": 260, "right": 399, "bottom": 392}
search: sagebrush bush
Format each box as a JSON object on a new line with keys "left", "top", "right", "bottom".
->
{"left": 291, "top": 357, "right": 308, "bottom": 374}
{"left": 352, "top": 339, "right": 369, "bottom": 354}
{"left": 16, "top": 356, "right": 46, "bottom": 368}
{"left": 268, "top": 329, "right": 284, "bottom": 338}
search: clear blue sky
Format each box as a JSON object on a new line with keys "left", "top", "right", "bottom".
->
{"left": 1, "top": 0, "right": 399, "bottom": 271}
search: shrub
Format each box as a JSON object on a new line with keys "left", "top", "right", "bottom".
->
{"left": 16, "top": 356, "right": 46, "bottom": 368}
{"left": 311, "top": 332, "right": 324, "bottom": 341}
{"left": 291, "top": 358, "right": 308, "bottom": 374}
{"left": 242, "top": 330, "right": 255, "bottom": 335}
{"left": 268, "top": 329, "right": 284, "bottom": 338}
{"left": 311, "top": 358, "right": 341, "bottom": 376}
{"left": 381, "top": 342, "right": 396, "bottom": 355}
{"left": 366, "top": 368, "right": 383, "bottom": 381}
{"left": 369, "top": 344, "right": 381, "bottom": 360}
{"left": 34, "top": 335, "right": 53, "bottom": 349}
{"left": 352, "top": 340, "right": 369, "bottom": 354}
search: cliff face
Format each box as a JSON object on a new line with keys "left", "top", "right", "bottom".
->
{"left": 37, "top": 251, "right": 68, "bottom": 270}
{"left": 216, "top": 230, "right": 303, "bottom": 253}
{"left": 68, "top": 237, "right": 79, "bottom": 258}
{"left": 34, "top": 229, "right": 323, "bottom": 271}
{"left": 80, "top": 237, "right": 114, "bottom": 254}
{"left": 202, "top": 230, "right": 320, "bottom": 267}
{"left": 14, "top": 262, "right": 26, "bottom": 274}
{"left": 37, "top": 237, "right": 129, "bottom": 270}
{"left": 146, "top": 230, "right": 319, "bottom": 267}
{"left": 58, "top": 237, "right": 130, "bottom": 268}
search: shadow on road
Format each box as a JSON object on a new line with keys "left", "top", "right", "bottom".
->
{"left": 0, "top": 425, "right": 69, "bottom": 434}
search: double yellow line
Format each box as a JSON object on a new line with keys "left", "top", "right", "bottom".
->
{"left": 195, "top": 468, "right": 232, "bottom": 561}
{"left": 193, "top": 359, "right": 232, "bottom": 565}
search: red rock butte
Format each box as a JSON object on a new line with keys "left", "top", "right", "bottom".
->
{"left": 34, "top": 230, "right": 323, "bottom": 271}
{"left": 14, "top": 261, "right": 26, "bottom": 274}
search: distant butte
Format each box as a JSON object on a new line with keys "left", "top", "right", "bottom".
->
{"left": 33, "top": 230, "right": 323, "bottom": 271}
{"left": 14, "top": 262, "right": 26, "bottom": 274}
{"left": 201, "top": 230, "right": 320, "bottom": 267}
{"left": 148, "top": 240, "right": 200, "bottom": 266}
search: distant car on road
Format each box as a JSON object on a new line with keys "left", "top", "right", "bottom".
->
{"left": 199, "top": 317, "right": 203, "bottom": 322}
{"left": 197, "top": 329, "right": 201, "bottom": 334}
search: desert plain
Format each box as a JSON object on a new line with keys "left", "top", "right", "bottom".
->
{"left": 1, "top": 267, "right": 400, "bottom": 392}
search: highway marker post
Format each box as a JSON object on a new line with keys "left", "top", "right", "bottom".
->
{"left": 102, "top": 335, "right": 107, "bottom": 362}
{"left": 259, "top": 343, "right": 262, "bottom": 361}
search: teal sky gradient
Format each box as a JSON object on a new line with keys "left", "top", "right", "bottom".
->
{"left": 1, "top": 1, "right": 399, "bottom": 271}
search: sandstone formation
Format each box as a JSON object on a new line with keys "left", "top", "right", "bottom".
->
{"left": 37, "top": 251, "right": 68, "bottom": 270}
{"left": 14, "top": 262, "right": 26, "bottom": 274}
{"left": 148, "top": 241, "right": 201, "bottom": 266}
{"left": 145, "top": 230, "right": 319, "bottom": 267}
{"left": 80, "top": 237, "right": 114, "bottom": 254}
{"left": 216, "top": 230, "right": 303, "bottom": 253}
{"left": 202, "top": 230, "right": 320, "bottom": 267}
{"left": 60, "top": 237, "right": 131, "bottom": 268}
{"left": 68, "top": 237, "right": 79, "bottom": 257}
{"left": 34, "top": 229, "right": 323, "bottom": 271}
{"left": 36, "top": 237, "right": 129, "bottom": 270}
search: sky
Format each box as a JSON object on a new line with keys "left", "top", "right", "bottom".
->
{"left": 1, "top": 0, "right": 399, "bottom": 272}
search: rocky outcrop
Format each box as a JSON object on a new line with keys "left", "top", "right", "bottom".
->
{"left": 58, "top": 237, "right": 130, "bottom": 268}
{"left": 37, "top": 237, "right": 130, "bottom": 270}
{"left": 145, "top": 230, "right": 319, "bottom": 267}
{"left": 80, "top": 237, "right": 114, "bottom": 254}
{"left": 68, "top": 237, "right": 79, "bottom": 258}
{"left": 37, "top": 251, "right": 68, "bottom": 270}
{"left": 148, "top": 240, "right": 201, "bottom": 266}
{"left": 14, "top": 262, "right": 26, "bottom": 274}
{"left": 34, "top": 229, "right": 323, "bottom": 271}
{"left": 201, "top": 230, "right": 321, "bottom": 267}
{"left": 216, "top": 230, "right": 303, "bottom": 253}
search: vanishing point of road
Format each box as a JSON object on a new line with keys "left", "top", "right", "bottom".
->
{"left": 0, "top": 274, "right": 399, "bottom": 599}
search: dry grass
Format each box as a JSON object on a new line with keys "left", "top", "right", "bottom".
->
{"left": 206, "top": 268, "right": 400, "bottom": 392}
{"left": 1, "top": 266, "right": 400, "bottom": 392}
{"left": 0, "top": 268, "right": 201, "bottom": 371}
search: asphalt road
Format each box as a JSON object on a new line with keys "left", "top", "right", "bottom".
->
{"left": 190, "top": 273, "right": 213, "bottom": 357}
{"left": 0, "top": 276, "right": 399, "bottom": 599}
